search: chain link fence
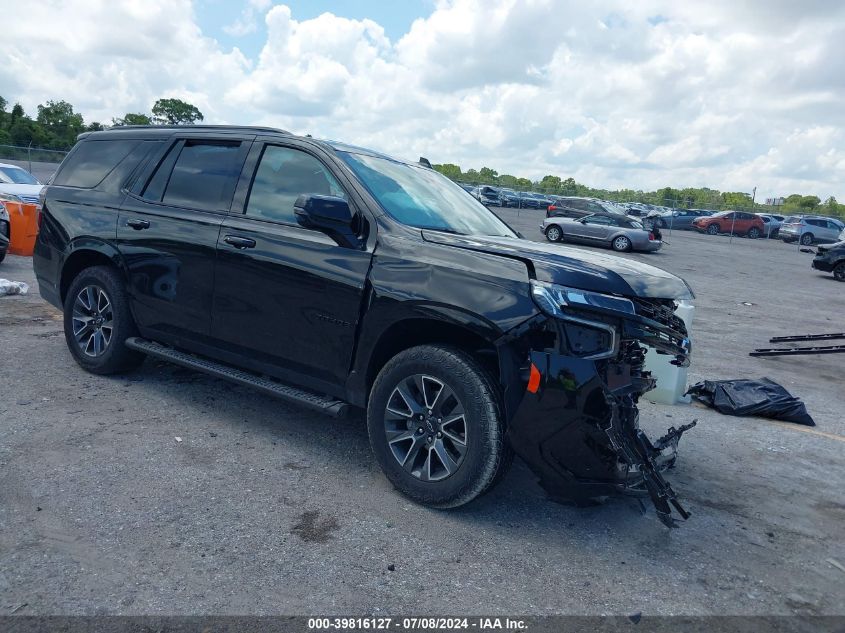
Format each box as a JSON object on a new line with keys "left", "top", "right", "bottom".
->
{"left": 0, "top": 144, "right": 69, "bottom": 184}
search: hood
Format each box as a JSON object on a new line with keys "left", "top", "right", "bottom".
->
{"left": 421, "top": 231, "right": 693, "bottom": 300}
{"left": 0, "top": 183, "right": 43, "bottom": 201}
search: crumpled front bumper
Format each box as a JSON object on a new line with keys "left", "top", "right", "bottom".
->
{"left": 503, "top": 301, "right": 696, "bottom": 527}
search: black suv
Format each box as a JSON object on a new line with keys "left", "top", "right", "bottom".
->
{"left": 34, "top": 126, "right": 695, "bottom": 526}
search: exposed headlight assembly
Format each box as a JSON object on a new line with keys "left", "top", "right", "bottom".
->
{"left": 530, "top": 280, "right": 635, "bottom": 359}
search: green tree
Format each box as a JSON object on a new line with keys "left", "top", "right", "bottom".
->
{"left": 112, "top": 113, "right": 153, "bottom": 126}
{"left": 539, "top": 175, "right": 562, "bottom": 193}
{"left": 478, "top": 167, "right": 498, "bottom": 183}
{"left": 464, "top": 168, "right": 480, "bottom": 183}
{"left": 36, "top": 100, "right": 85, "bottom": 147}
{"left": 515, "top": 177, "right": 532, "bottom": 189}
{"left": 152, "top": 98, "right": 204, "bottom": 125}
{"left": 498, "top": 174, "right": 519, "bottom": 187}
{"left": 433, "top": 163, "right": 462, "bottom": 181}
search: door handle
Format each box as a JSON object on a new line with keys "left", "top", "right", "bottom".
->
{"left": 224, "top": 235, "right": 256, "bottom": 249}
{"left": 126, "top": 218, "right": 150, "bottom": 230}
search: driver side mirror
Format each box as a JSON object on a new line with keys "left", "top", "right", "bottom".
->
{"left": 294, "top": 194, "right": 361, "bottom": 248}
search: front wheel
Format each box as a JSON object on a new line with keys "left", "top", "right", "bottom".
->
{"left": 707, "top": 224, "right": 720, "bottom": 235}
{"left": 612, "top": 235, "right": 632, "bottom": 252}
{"left": 801, "top": 233, "right": 814, "bottom": 245}
{"left": 367, "top": 345, "right": 512, "bottom": 508}
{"left": 63, "top": 266, "right": 144, "bottom": 375}
{"left": 834, "top": 262, "right": 845, "bottom": 282}
{"left": 747, "top": 227, "right": 760, "bottom": 239}
{"left": 545, "top": 225, "right": 562, "bottom": 242}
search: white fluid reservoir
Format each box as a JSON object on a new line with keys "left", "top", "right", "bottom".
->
{"left": 643, "top": 300, "right": 694, "bottom": 405}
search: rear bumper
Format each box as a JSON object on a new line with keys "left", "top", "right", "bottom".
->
{"left": 639, "top": 240, "right": 662, "bottom": 252}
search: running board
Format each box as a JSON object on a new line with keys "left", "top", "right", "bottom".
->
{"left": 125, "top": 337, "right": 349, "bottom": 417}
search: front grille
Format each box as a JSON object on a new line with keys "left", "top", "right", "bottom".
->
{"left": 630, "top": 297, "right": 686, "bottom": 336}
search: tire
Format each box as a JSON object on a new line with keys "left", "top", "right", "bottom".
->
{"left": 63, "top": 265, "right": 144, "bottom": 375}
{"left": 0, "top": 250, "right": 5, "bottom": 264}
{"left": 367, "top": 344, "right": 512, "bottom": 509}
{"left": 545, "top": 225, "right": 562, "bottom": 242}
{"left": 747, "top": 227, "right": 760, "bottom": 239}
{"left": 611, "top": 235, "right": 632, "bottom": 252}
{"left": 834, "top": 262, "right": 845, "bottom": 282}
{"left": 800, "top": 233, "right": 814, "bottom": 246}
{"left": 707, "top": 224, "right": 719, "bottom": 235}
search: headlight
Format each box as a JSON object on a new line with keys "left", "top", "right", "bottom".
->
{"left": 530, "top": 280, "right": 632, "bottom": 360}
{"left": 530, "top": 280, "right": 635, "bottom": 318}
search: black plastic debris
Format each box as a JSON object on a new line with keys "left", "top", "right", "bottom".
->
{"left": 686, "top": 378, "right": 815, "bottom": 426}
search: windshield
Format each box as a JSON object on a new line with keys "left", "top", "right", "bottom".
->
{"left": 0, "top": 166, "right": 40, "bottom": 185}
{"left": 338, "top": 152, "right": 516, "bottom": 237}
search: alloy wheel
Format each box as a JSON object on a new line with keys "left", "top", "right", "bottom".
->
{"left": 613, "top": 236, "right": 631, "bottom": 251}
{"left": 383, "top": 374, "right": 467, "bottom": 482}
{"left": 834, "top": 263, "right": 845, "bottom": 282}
{"left": 72, "top": 285, "right": 114, "bottom": 357}
{"left": 547, "top": 226, "right": 561, "bottom": 241}
{"left": 801, "top": 233, "right": 814, "bottom": 245}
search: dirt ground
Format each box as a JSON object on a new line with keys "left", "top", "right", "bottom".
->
{"left": 0, "top": 217, "right": 843, "bottom": 616}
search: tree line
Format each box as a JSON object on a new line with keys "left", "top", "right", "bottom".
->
{"left": 0, "top": 96, "right": 204, "bottom": 151}
{"left": 433, "top": 164, "right": 844, "bottom": 217}
{"left": 0, "top": 95, "right": 839, "bottom": 217}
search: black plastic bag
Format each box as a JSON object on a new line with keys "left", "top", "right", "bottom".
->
{"left": 686, "top": 378, "right": 815, "bottom": 426}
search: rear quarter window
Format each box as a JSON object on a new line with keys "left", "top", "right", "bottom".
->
{"left": 53, "top": 139, "right": 142, "bottom": 188}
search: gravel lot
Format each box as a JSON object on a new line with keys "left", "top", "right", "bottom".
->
{"left": 1, "top": 210, "right": 843, "bottom": 616}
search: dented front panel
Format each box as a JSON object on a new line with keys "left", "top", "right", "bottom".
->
{"left": 504, "top": 299, "right": 695, "bottom": 527}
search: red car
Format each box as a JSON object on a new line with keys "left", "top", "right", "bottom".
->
{"left": 693, "top": 211, "right": 764, "bottom": 238}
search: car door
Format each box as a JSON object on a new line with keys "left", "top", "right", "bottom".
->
{"left": 574, "top": 215, "right": 613, "bottom": 241}
{"left": 821, "top": 220, "right": 840, "bottom": 242}
{"left": 117, "top": 134, "right": 252, "bottom": 343}
{"left": 211, "top": 139, "right": 375, "bottom": 390}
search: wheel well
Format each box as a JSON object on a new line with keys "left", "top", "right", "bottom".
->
{"left": 365, "top": 319, "right": 499, "bottom": 393}
{"left": 60, "top": 250, "right": 118, "bottom": 303}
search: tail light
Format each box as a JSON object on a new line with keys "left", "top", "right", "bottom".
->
{"left": 547, "top": 205, "right": 555, "bottom": 217}
{"left": 649, "top": 232, "right": 656, "bottom": 241}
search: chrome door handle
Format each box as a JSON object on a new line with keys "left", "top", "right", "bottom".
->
{"left": 126, "top": 218, "right": 150, "bottom": 230}
{"left": 224, "top": 235, "right": 256, "bottom": 249}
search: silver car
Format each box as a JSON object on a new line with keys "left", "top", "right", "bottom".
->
{"left": 756, "top": 213, "right": 785, "bottom": 238}
{"left": 779, "top": 215, "right": 845, "bottom": 245}
{"left": 541, "top": 213, "right": 661, "bottom": 252}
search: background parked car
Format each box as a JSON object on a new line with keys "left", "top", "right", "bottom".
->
{"left": 653, "top": 209, "right": 710, "bottom": 230}
{"left": 498, "top": 188, "right": 520, "bottom": 207}
{"left": 541, "top": 213, "right": 661, "bottom": 252}
{"left": 756, "top": 213, "right": 785, "bottom": 238}
{"left": 470, "top": 185, "right": 500, "bottom": 206}
{"left": 779, "top": 215, "right": 845, "bottom": 245}
{"left": 518, "top": 192, "right": 552, "bottom": 209}
{"left": 546, "top": 196, "right": 622, "bottom": 219}
{"left": 692, "top": 211, "right": 764, "bottom": 238}
{"left": 812, "top": 241, "right": 845, "bottom": 281}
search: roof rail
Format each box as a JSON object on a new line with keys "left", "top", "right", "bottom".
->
{"left": 103, "top": 124, "right": 292, "bottom": 134}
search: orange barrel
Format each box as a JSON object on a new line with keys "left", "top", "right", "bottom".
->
{"left": 6, "top": 201, "right": 39, "bottom": 256}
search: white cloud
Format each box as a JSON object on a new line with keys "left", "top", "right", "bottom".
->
{"left": 1, "top": 0, "right": 844, "bottom": 200}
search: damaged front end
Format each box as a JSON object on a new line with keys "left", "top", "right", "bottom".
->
{"left": 500, "top": 281, "right": 696, "bottom": 527}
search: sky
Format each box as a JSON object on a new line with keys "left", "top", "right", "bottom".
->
{"left": 1, "top": 0, "right": 844, "bottom": 201}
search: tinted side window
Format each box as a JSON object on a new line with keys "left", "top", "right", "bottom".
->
{"left": 807, "top": 219, "right": 823, "bottom": 227}
{"left": 53, "top": 139, "right": 141, "bottom": 188}
{"left": 245, "top": 145, "right": 347, "bottom": 224}
{"left": 158, "top": 140, "right": 243, "bottom": 212}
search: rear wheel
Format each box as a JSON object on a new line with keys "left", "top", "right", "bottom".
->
{"left": 707, "top": 224, "right": 719, "bottom": 235}
{"left": 612, "top": 235, "right": 632, "bottom": 252}
{"left": 747, "top": 227, "right": 761, "bottom": 239}
{"left": 834, "top": 262, "right": 845, "bottom": 282}
{"left": 63, "top": 266, "right": 144, "bottom": 375}
{"left": 801, "top": 233, "right": 814, "bottom": 245}
{"left": 367, "top": 345, "right": 512, "bottom": 508}
{"left": 545, "top": 225, "right": 562, "bottom": 242}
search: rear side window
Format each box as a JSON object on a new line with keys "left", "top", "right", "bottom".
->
{"left": 162, "top": 141, "right": 243, "bottom": 211}
{"left": 53, "top": 139, "right": 141, "bottom": 188}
